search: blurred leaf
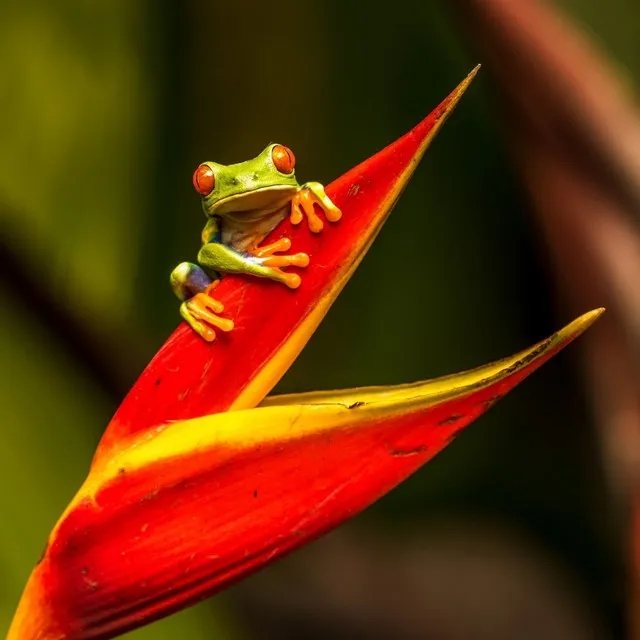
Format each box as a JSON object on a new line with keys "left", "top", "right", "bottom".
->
{"left": 452, "top": 0, "right": 640, "bottom": 496}
{"left": 0, "top": 0, "right": 154, "bottom": 330}
{"left": 450, "top": 0, "right": 640, "bottom": 632}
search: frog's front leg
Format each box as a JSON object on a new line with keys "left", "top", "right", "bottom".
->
{"left": 290, "top": 182, "right": 342, "bottom": 233}
{"left": 170, "top": 262, "right": 234, "bottom": 342}
{"left": 198, "top": 239, "right": 309, "bottom": 290}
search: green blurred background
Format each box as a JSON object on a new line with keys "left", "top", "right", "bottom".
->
{"left": 1, "top": 1, "right": 637, "bottom": 638}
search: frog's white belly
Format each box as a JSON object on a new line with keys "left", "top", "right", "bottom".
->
{"left": 221, "top": 206, "right": 289, "bottom": 252}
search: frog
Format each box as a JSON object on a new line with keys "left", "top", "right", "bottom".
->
{"left": 170, "top": 143, "right": 342, "bottom": 342}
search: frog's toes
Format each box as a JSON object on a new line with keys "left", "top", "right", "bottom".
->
{"left": 290, "top": 182, "right": 342, "bottom": 233}
{"left": 181, "top": 286, "right": 234, "bottom": 342}
{"left": 259, "top": 263, "right": 303, "bottom": 289}
{"left": 251, "top": 237, "right": 310, "bottom": 270}
{"left": 252, "top": 237, "right": 292, "bottom": 258}
{"left": 278, "top": 271, "right": 302, "bottom": 289}
{"left": 291, "top": 189, "right": 324, "bottom": 233}
{"left": 261, "top": 252, "right": 309, "bottom": 269}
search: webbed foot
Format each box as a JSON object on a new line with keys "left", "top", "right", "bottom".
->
{"left": 290, "top": 182, "right": 342, "bottom": 233}
{"left": 249, "top": 237, "right": 309, "bottom": 289}
{"left": 180, "top": 281, "right": 234, "bottom": 343}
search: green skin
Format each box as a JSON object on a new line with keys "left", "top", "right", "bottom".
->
{"left": 171, "top": 144, "right": 334, "bottom": 338}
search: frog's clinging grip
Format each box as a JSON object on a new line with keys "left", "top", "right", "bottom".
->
{"left": 290, "top": 182, "right": 342, "bottom": 233}
{"left": 198, "top": 241, "right": 305, "bottom": 289}
{"left": 171, "top": 143, "right": 341, "bottom": 341}
{"left": 180, "top": 281, "right": 234, "bottom": 342}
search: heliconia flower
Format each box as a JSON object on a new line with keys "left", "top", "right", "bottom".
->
{"left": 7, "top": 66, "right": 603, "bottom": 640}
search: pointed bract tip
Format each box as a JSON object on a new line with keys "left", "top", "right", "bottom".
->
{"left": 552, "top": 307, "right": 604, "bottom": 348}
{"left": 574, "top": 307, "right": 605, "bottom": 331}
{"left": 407, "top": 65, "right": 482, "bottom": 173}
{"left": 448, "top": 64, "right": 482, "bottom": 104}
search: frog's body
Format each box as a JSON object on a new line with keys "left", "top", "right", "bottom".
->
{"left": 170, "top": 144, "right": 342, "bottom": 342}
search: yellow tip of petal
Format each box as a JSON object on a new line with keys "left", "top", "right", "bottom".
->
{"left": 410, "top": 64, "right": 482, "bottom": 168}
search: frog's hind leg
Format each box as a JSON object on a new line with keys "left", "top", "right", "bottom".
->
{"left": 170, "top": 262, "right": 213, "bottom": 301}
{"left": 170, "top": 262, "right": 234, "bottom": 342}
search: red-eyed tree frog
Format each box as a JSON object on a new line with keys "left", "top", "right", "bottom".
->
{"left": 170, "top": 144, "right": 342, "bottom": 342}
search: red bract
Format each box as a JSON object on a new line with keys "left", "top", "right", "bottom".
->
{"left": 97, "top": 66, "right": 482, "bottom": 460}
{"left": 7, "top": 67, "right": 603, "bottom": 640}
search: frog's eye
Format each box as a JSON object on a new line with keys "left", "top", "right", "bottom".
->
{"left": 271, "top": 145, "right": 295, "bottom": 174}
{"left": 193, "top": 164, "right": 215, "bottom": 196}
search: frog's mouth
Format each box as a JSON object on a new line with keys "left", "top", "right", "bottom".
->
{"left": 209, "top": 185, "right": 297, "bottom": 218}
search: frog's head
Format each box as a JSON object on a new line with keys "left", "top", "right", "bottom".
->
{"left": 193, "top": 144, "right": 300, "bottom": 218}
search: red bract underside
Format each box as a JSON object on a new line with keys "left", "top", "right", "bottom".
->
{"left": 45, "top": 335, "right": 566, "bottom": 638}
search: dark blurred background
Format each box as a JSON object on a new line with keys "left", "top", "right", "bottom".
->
{"left": 1, "top": 1, "right": 638, "bottom": 638}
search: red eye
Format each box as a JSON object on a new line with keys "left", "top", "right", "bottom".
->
{"left": 193, "top": 164, "right": 215, "bottom": 196}
{"left": 271, "top": 145, "right": 295, "bottom": 174}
